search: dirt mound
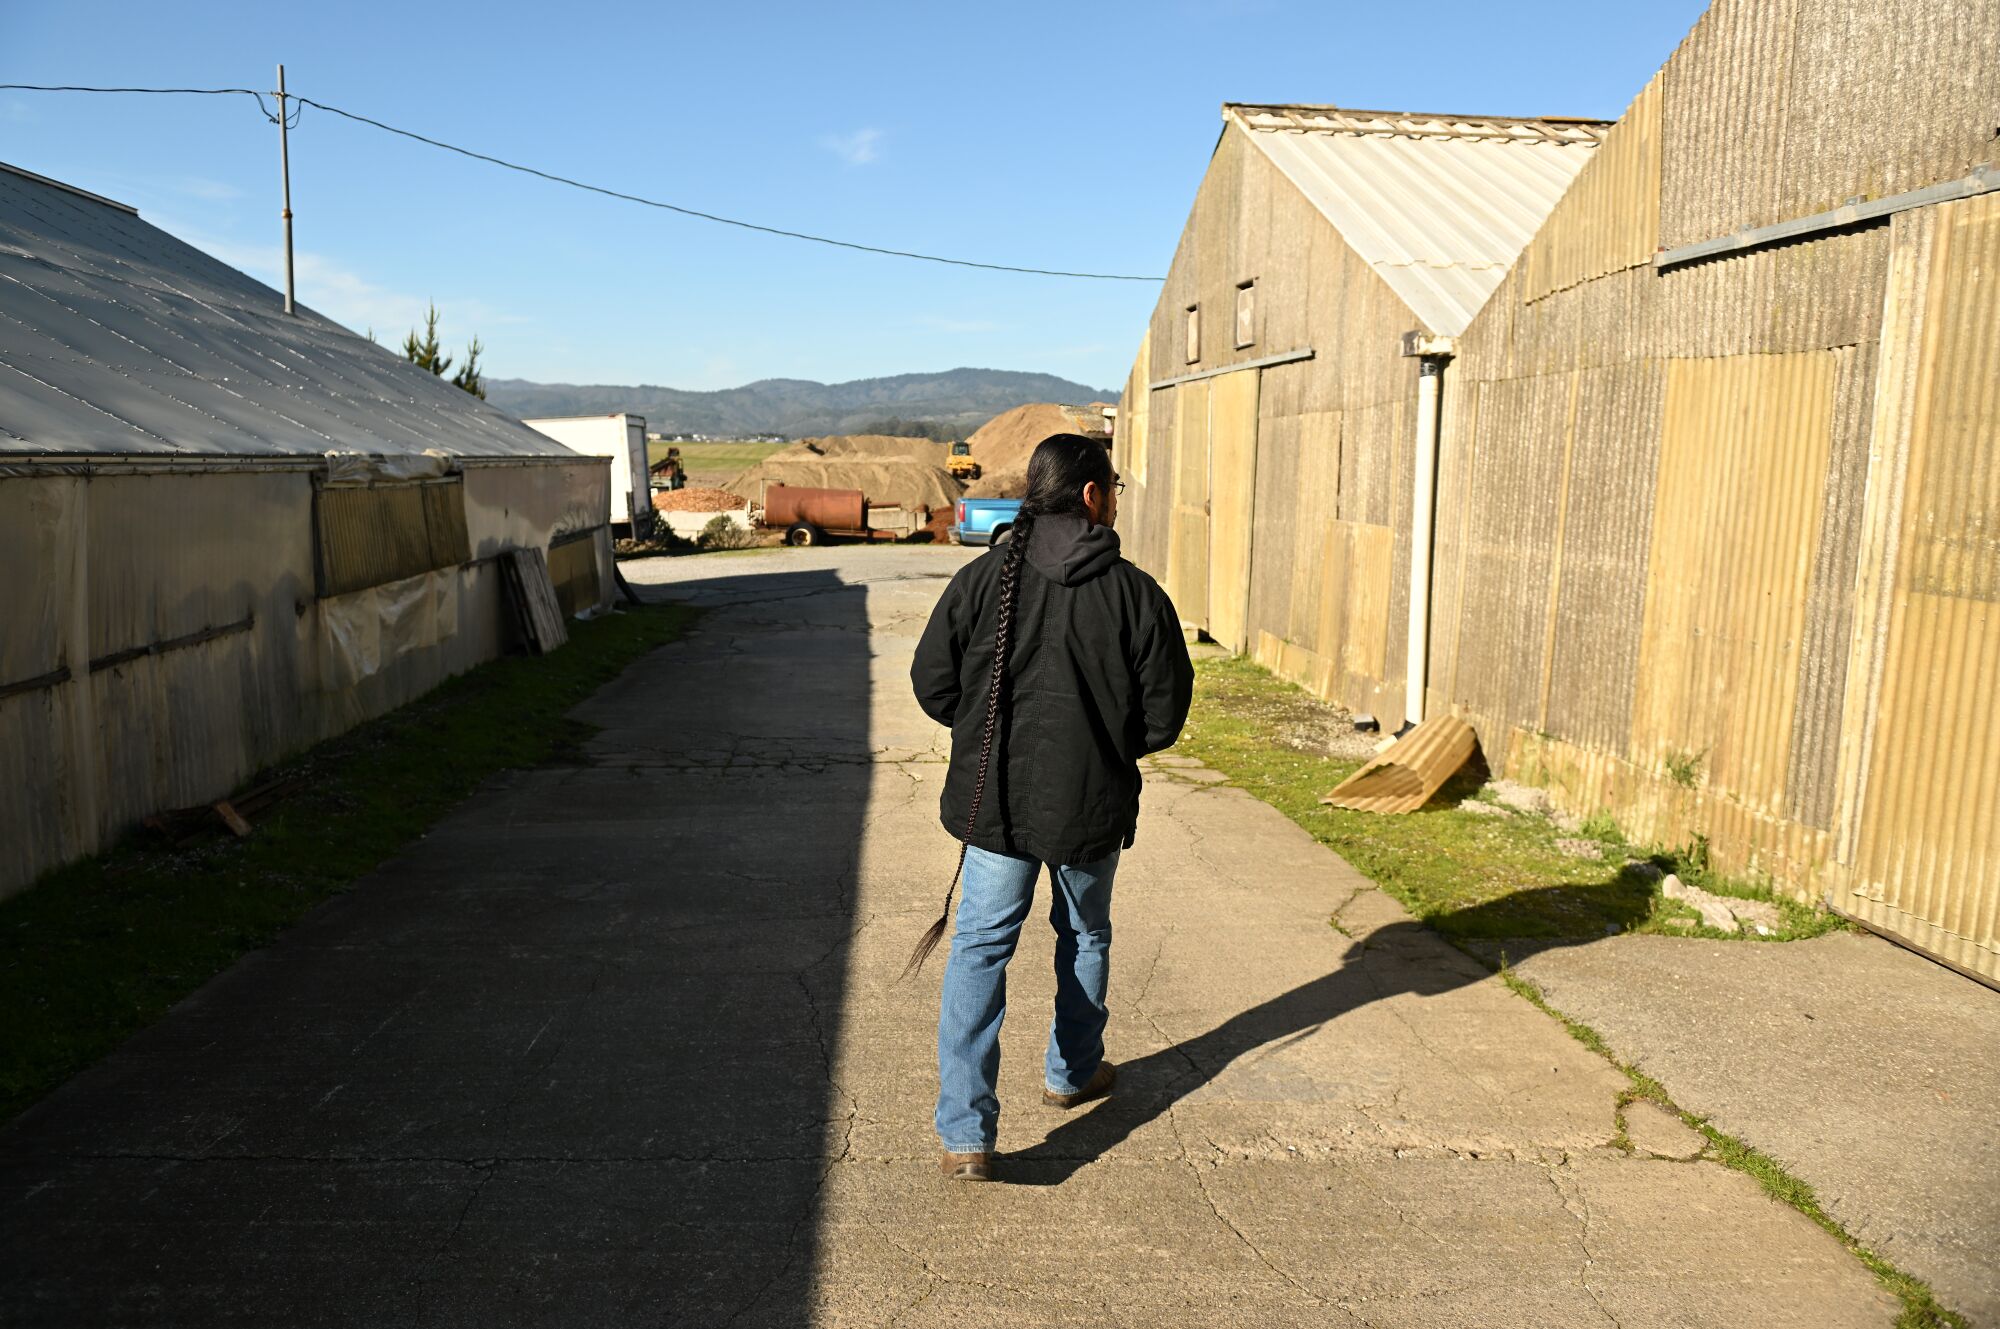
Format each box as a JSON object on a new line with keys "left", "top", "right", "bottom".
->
{"left": 964, "top": 468, "right": 1028, "bottom": 499}
{"left": 652, "top": 485, "right": 747, "bottom": 513}
{"left": 775, "top": 434, "right": 944, "bottom": 462}
{"left": 724, "top": 456, "right": 962, "bottom": 512}
{"left": 966, "top": 402, "right": 1113, "bottom": 475}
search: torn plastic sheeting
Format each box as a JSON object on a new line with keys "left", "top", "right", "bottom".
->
{"left": 321, "top": 449, "right": 455, "bottom": 487}
{"left": 316, "top": 568, "right": 459, "bottom": 691}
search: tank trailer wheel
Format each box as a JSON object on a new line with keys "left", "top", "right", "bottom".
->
{"left": 785, "top": 523, "right": 823, "bottom": 547}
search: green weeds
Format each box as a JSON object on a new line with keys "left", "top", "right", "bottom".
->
{"left": 1663, "top": 746, "right": 1707, "bottom": 789}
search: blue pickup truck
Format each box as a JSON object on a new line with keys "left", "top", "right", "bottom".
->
{"left": 950, "top": 497, "right": 1022, "bottom": 547}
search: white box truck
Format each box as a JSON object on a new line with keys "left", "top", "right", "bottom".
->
{"left": 522, "top": 413, "right": 653, "bottom": 534}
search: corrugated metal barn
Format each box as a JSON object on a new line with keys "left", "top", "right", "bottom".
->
{"left": 0, "top": 163, "right": 613, "bottom": 897}
{"left": 1120, "top": 0, "right": 2000, "bottom": 982}
{"left": 1116, "top": 104, "right": 1605, "bottom": 724}
{"left": 1426, "top": 0, "right": 2000, "bottom": 982}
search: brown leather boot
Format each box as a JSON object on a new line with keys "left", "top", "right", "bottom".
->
{"left": 1043, "top": 1060, "right": 1116, "bottom": 1109}
{"left": 939, "top": 1150, "right": 993, "bottom": 1181}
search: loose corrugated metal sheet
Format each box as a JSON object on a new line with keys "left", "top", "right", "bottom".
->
{"left": 1321, "top": 714, "right": 1478, "bottom": 813}
{"left": 1229, "top": 105, "right": 1607, "bottom": 335}
{"left": 0, "top": 162, "right": 577, "bottom": 460}
{"left": 1842, "top": 192, "right": 2000, "bottom": 980}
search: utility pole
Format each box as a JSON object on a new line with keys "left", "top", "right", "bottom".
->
{"left": 275, "top": 63, "right": 295, "bottom": 315}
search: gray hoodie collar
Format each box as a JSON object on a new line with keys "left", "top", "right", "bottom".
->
{"left": 1020, "top": 512, "right": 1120, "bottom": 586}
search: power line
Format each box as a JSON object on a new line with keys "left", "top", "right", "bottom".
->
{"left": 0, "top": 83, "right": 287, "bottom": 123}
{"left": 0, "top": 82, "right": 1163, "bottom": 282}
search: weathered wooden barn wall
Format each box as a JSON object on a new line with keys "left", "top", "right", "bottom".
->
{"left": 1429, "top": 0, "right": 2000, "bottom": 979}
{"left": 1116, "top": 123, "right": 1421, "bottom": 721}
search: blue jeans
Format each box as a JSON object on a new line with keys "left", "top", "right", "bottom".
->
{"left": 935, "top": 845, "right": 1120, "bottom": 1153}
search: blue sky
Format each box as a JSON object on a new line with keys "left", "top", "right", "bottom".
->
{"left": 2, "top": 1, "right": 1708, "bottom": 392}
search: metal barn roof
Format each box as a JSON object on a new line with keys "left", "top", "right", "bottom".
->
{"left": 0, "top": 161, "right": 577, "bottom": 460}
{"left": 1226, "top": 105, "right": 1610, "bottom": 335}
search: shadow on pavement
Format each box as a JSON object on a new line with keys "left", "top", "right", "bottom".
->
{"left": 0, "top": 568, "right": 872, "bottom": 1327}
{"left": 1014, "top": 883, "right": 1649, "bottom": 1185}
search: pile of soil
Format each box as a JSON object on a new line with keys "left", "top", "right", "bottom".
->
{"left": 965, "top": 402, "right": 1114, "bottom": 475}
{"left": 916, "top": 506, "right": 953, "bottom": 544}
{"left": 778, "top": 434, "right": 944, "bottom": 462}
{"left": 964, "top": 468, "right": 1028, "bottom": 499}
{"left": 652, "top": 485, "right": 747, "bottom": 513}
{"left": 724, "top": 434, "right": 962, "bottom": 512}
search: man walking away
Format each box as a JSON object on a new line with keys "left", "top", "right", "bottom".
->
{"left": 909, "top": 433, "right": 1194, "bottom": 1182}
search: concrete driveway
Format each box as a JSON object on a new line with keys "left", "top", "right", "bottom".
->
{"left": 1, "top": 547, "right": 1900, "bottom": 1326}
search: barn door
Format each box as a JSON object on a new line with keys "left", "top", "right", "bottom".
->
{"left": 1206, "top": 369, "right": 1261, "bottom": 654}
{"left": 1165, "top": 380, "right": 1212, "bottom": 634}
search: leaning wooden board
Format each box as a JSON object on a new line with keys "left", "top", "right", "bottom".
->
{"left": 500, "top": 546, "right": 570, "bottom": 654}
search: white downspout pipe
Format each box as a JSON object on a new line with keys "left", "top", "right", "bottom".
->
{"left": 1401, "top": 334, "right": 1454, "bottom": 730}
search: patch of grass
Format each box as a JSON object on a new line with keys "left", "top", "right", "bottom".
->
{"left": 1172, "top": 656, "right": 1842, "bottom": 944}
{"left": 1502, "top": 968, "right": 1964, "bottom": 1329}
{"left": 1172, "top": 659, "right": 1642, "bottom": 940}
{"left": 0, "top": 603, "right": 698, "bottom": 1125}
{"left": 1579, "top": 810, "right": 1627, "bottom": 846}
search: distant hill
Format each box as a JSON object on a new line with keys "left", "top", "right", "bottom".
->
{"left": 484, "top": 368, "right": 1119, "bottom": 439}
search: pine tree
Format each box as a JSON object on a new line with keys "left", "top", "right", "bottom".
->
{"left": 402, "top": 303, "right": 452, "bottom": 378}
{"left": 401, "top": 304, "right": 486, "bottom": 397}
{"left": 452, "top": 335, "right": 486, "bottom": 400}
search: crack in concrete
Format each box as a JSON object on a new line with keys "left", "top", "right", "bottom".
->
{"left": 1547, "top": 1164, "right": 1621, "bottom": 1328}
{"left": 1127, "top": 926, "right": 1172, "bottom": 1011}
{"left": 1357, "top": 948, "right": 1508, "bottom": 1110}
{"left": 407, "top": 1160, "right": 497, "bottom": 1328}
{"left": 1176, "top": 1146, "right": 1369, "bottom": 1323}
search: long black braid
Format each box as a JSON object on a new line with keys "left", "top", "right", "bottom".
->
{"left": 903, "top": 434, "right": 1114, "bottom": 978}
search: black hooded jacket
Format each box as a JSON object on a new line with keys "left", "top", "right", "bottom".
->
{"left": 911, "top": 514, "right": 1195, "bottom": 865}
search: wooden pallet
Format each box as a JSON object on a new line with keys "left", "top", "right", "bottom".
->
{"left": 1320, "top": 714, "right": 1477, "bottom": 814}
{"left": 500, "top": 546, "right": 570, "bottom": 654}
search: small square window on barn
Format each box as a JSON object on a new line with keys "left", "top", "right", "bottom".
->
{"left": 1185, "top": 304, "right": 1200, "bottom": 364}
{"left": 1235, "top": 281, "right": 1256, "bottom": 348}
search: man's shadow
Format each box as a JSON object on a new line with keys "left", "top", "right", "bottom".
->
{"left": 1007, "top": 880, "right": 1652, "bottom": 1184}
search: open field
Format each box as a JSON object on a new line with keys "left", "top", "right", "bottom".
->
{"left": 647, "top": 439, "right": 787, "bottom": 485}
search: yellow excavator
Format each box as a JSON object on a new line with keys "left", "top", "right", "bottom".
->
{"left": 945, "top": 440, "right": 981, "bottom": 482}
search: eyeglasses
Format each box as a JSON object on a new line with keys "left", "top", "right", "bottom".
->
{"left": 1113, "top": 479, "right": 1126, "bottom": 494}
